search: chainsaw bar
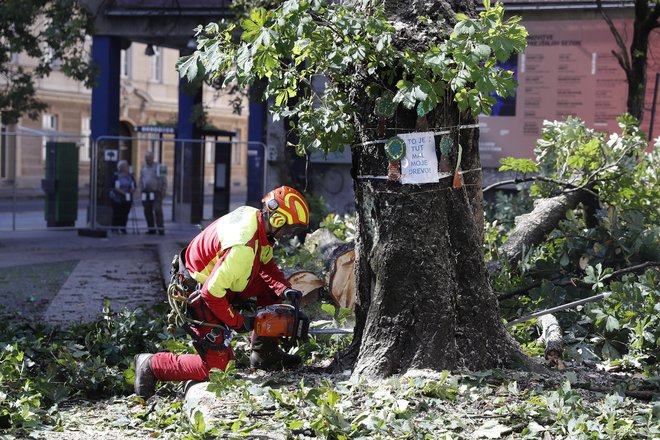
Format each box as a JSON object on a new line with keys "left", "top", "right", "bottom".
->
{"left": 308, "top": 328, "right": 354, "bottom": 335}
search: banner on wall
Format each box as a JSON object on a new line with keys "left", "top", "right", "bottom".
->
{"left": 479, "top": 19, "right": 660, "bottom": 168}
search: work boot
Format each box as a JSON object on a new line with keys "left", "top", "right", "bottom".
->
{"left": 134, "top": 353, "right": 156, "bottom": 399}
{"left": 250, "top": 336, "right": 301, "bottom": 370}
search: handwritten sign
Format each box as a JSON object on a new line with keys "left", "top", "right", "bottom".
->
{"left": 399, "top": 132, "right": 439, "bottom": 184}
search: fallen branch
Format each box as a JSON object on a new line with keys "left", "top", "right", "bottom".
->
{"left": 536, "top": 314, "right": 564, "bottom": 370}
{"left": 500, "top": 191, "right": 589, "bottom": 264}
{"left": 608, "top": 261, "right": 660, "bottom": 279}
{"left": 574, "top": 385, "right": 657, "bottom": 402}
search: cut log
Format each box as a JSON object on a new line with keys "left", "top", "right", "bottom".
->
{"left": 327, "top": 244, "right": 356, "bottom": 311}
{"left": 282, "top": 269, "right": 325, "bottom": 307}
{"left": 304, "top": 228, "right": 357, "bottom": 311}
{"left": 537, "top": 314, "right": 564, "bottom": 369}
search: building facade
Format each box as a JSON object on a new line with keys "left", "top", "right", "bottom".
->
{"left": 0, "top": 41, "right": 249, "bottom": 203}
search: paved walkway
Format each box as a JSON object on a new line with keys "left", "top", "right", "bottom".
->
{"left": 0, "top": 218, "right": 199, "bottom": 326}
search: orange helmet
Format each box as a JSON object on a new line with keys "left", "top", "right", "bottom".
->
{"left": 262, "top": 186, "right": 310, "bottom": 237}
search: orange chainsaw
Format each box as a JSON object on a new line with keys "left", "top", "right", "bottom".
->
{"left": 252, "top": 304, "right": 353, "bottom": 342}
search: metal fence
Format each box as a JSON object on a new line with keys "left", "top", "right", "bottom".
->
{"left": 0, "top": 131, "right": 266, "bottom": 232}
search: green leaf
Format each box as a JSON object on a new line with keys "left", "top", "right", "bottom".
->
{"left": 177, "top": 53, "right": 200, "bottom": 81}
{"left": 473, "top": 420, "right": 512, "bottom": 438}
{"left": 193, "top": 410, "right": 206, "bottom": 434}
{"left": 605, "top": 315, "right": 620, "bottom": 332}
{"left": 288, "top": 419, "right": 305, "bottom": 429}
{"left": 498, "top": 157, "right": 538, "bottom": 174}
{"left": 321, "top": 303, "right": 336, "bottom": 318}
{"left": 242, "top": 8, "right": 268, "bottom": 43}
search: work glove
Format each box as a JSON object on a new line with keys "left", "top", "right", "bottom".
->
{"left": 234, "top": 314, "right": 253, "bottom": 333}
{"left": 242, "top": 315, "right": 255, "bottom": 332}
{"left": 284, "top": 288, "right": 302, "bottom": 308}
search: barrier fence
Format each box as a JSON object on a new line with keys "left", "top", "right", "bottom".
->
{"left": 0, "top": 131, "right": 267, "bottom": 232}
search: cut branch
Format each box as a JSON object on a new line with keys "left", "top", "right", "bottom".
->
{"left": 500, "top": 191, "right": 588, "bottom": 263}
{"left": 497, "top": 261, "right": 660, "bottom": 301}
{"left": 483, "top": 176, "right": 598, "bottom": 199}
{"left": 536, "top": 314, "right": 564, "bottom": 370}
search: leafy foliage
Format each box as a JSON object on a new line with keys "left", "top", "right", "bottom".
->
{"left": 491, "top": 116, "right": 660, "bottom": 376}
{"left": 320, "top": 212, "right": 356, "bottom": 242}
{"left": 178, "top": 0, "right": 527, "bottom": 154}
{"left": 195, "top": 367, "right": 658, "bottom": 439}
{"left": 0, "top": 0, "right": 95, "bottom": 124}
{"left": 0, "top": 303, "right": 173, "bottom": 435}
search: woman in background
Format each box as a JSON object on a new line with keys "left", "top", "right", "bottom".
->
{"left": 110, "top": 160, "right": 136, "bottom": 234}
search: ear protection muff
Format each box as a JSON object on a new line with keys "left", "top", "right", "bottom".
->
{"left": 266, "top": 198, "right": 286, "bottom": 228}
{"left": 269, "top": 212, "right": 286, "bottom": 228}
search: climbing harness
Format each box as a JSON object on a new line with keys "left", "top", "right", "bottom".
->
{"left": 166, "top": 252, "right": 233, "bottom": 352}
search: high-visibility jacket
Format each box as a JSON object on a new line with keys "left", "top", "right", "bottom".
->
{"left": 185, "top": 206, "right": 290, "bottom": 329}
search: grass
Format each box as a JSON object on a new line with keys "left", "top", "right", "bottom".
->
{"left": 0, "top": 260, "right": 79, "bottom": 318}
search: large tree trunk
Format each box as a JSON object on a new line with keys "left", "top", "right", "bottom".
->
{"left": 334, "top": 0, "right": 529, "bottom": 378}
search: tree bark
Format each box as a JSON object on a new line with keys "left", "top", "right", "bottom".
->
{"left": 597, "top": 0, "right": 660, "bottom": 122}
{"left": 500, "top": 191, "right": 587, "bottom": 264}
{"left": 330, "top": 0, "right": 533, "bottom": 379}
{"left": 536, "top": 314, "right": 564, "bottom": 369}
{"left": 328, "top": 0, "right": 537, "bottom": 378}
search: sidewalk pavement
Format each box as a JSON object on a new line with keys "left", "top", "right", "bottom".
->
{"left": 0, "top": 218, "right": 199, "bottom": 326}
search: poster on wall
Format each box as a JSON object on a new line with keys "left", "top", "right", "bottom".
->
{"left": 480, "top": 19, "right": 660, "bottom": 168}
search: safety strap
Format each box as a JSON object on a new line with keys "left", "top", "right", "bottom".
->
{"left": 166, "top": 252, "right": 233, "bottom": 351}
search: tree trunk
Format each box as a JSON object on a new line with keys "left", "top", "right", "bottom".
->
{"left": 626, "top": 0, "right": 658, "bottom": 122}
{"left": 333, "top": 0, "right": 530, "bottom": 378}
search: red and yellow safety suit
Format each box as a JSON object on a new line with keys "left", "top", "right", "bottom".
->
{"left": 150, "top": 206, "right": 291, "bottom": 381}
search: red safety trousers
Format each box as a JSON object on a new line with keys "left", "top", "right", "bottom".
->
{"left": 150, "top": 276, "right": 281, "bottom": 382}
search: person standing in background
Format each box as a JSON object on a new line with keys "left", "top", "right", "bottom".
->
{"left": 110, "top": 160, "right": 136, "bottom": 234}
{"left": 140, "top": 151, "right": 167, "bottom": 235}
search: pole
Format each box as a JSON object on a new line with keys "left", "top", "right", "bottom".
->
{"left": 506, "top": 291, "right": 612, "bottom": 327}
{"left": 12, "top": 132, "right": 17, "bottom": 231}
{"left": 648, "top": 72, "right": 659, "bottom": 140}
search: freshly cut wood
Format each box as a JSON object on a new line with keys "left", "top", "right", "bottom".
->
{"left": 282, "top": 268, "right": 325, "bottom": 306}
{"left": 305, "top": 228, "right": 357, "bottom": 311}
{"left": 327, "top": 245, "right": 356, "bottom": 311}
{"left": 537, "top": 314, "right": 564, "bottom": 369}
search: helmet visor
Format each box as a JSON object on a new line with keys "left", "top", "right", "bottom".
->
{"left": 276, "top": 223, "right": 308, "bottom": 238}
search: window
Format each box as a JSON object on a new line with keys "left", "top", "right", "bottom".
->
{"left": 45, "top": 46, "right": 61, "bottom": 70}
{"left": 9, "top": 52, "right": 19, "bottom": 64}
{"left": 120, "top": 47, "right": 132, "bottom": 79}
{"left": 205, "top": 139, "right": 214, "bottom": 164}
{"left": 80, "top": 117, "right": 91, "bottom": 162}
{"left": 150, "top": 46, "right": 163, "bottom": 82}
{"left": 42, "top": 114, "right": 58, "bottom": 161}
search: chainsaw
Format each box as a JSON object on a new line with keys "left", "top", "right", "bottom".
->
{"left": 252, "top": 304, "right": 353, "bottom": 342}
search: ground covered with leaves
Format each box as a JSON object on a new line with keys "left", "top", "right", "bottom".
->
{"left": 2, "top": 295, "right": 658, "bottom": 439}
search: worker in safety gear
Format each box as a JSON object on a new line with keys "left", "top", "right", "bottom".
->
{"left": 134, "top": 186, "right": 309, "bottom": 399}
